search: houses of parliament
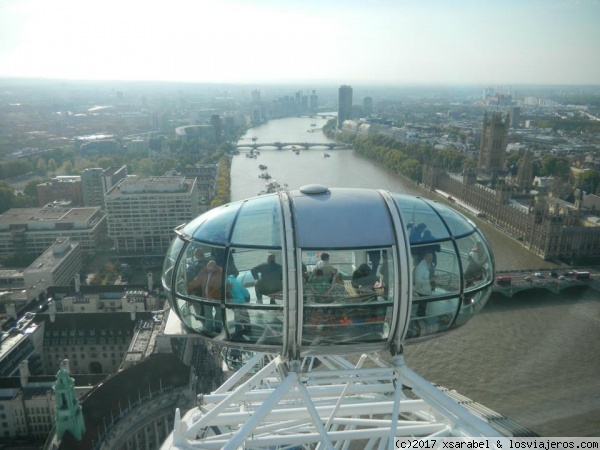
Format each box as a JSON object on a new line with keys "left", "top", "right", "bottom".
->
{"left": 423, "top": 111, "right": 600, "bottom": 263}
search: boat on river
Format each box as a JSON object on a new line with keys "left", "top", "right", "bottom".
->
{"left": 264, "top": 180, "right": 282, "bottom": 194}
{"left": 258, "top": 164, "right": 267, "bottom": 170}
{"left": 323, "top": 153, "right": 330, "bottom": 158}
{"left": 259, "top": 172, "right": 271, "bottom": 179}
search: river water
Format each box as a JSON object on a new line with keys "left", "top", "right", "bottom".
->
{"left": 231, "top": 117, "right": 600, "bottom": 437}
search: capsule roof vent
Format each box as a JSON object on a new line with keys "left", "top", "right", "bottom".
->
{"left": 299, "top": 184, "right": 329, "bottom": 195}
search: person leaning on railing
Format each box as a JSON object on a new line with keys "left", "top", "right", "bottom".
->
{"left": 251, "top": 253, "right": 283, "bottom": 305}
{"left": 464, "top": 241, "right": 487, "bottom": 287}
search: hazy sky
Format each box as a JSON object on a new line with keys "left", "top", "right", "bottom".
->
{"left": 1, "top": 0, "right": 599, "bottom": 85}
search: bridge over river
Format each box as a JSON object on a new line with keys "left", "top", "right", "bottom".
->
{"left": 235, "top": 142, "right": 352, "bottom": 150}
{"left": 491, "top": 268, "right": 600, "bottom": 297}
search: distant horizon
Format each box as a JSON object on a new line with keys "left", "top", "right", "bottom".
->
{"left": 2, "top": 76, "right": 599, "bottom": 89}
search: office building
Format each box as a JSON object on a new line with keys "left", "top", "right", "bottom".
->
{"left": 37, "top": 176, "right": 82, "bottom": 207}
{"left": 338, "top": 85, "right": 353, "bottom": 128}
{"left": 0, "top": 317, "right": 44, "bottom": 377}
{"left": 105, "top": 176, "right": 200, "bottom": 255}
{"left": 181, "top": 164, "right": 218, "bottom": 214}
{"left": 42, "top": 312, "right": 151, "bottom": 375}
{"left": 57, "top": 285, "right": 163, "bottom": 315}
{"left": 81, "top": 166, "right": 128, "bottom": 208}
{"left": 22, "top": 237, "right": 81, "bottom": 301}
{"left": 509, "top": 107, "right": 521, "bottom": 128}
{"left": 0, "top": 205, "right": 107, "bottom": 258}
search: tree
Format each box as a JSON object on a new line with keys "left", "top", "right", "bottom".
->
{"left": 45, "top": 147, "right": 76, "bottom": 167}
{"left": 96, "top": 157, "right": 115, "bottom": 169}
{"left": 399, "top": 159, "right": 422, "bottom": 182}
{"left": 462, "top": 158, "right": 477, "bottom": 171}
{"left": 74, "top": 157, "right": 95, "bottom": 172}
{"left": 36, "top": 159, "right": 47, "bottom": 175}
{"left": 155, "top": 158, "right": 177, "bottom": 175}
{"left": 61, "top": 161, "right": 74, "bottom": 175}
{"left": 541, "top": 155, "right": 570, "bottom": 180}
{"left": 505, "top": 152, "right": 521, "bottom": 169}
{"left": 211, "top": 156, "right": 231, "bottom": 207}
{"left": 579, "top": 170, "right": 600, "bottom": 194}
{"left": 1, "top": 160, "right": 33, "bottom": 179}
{"left": 433, "top": 149, "right": 466, "bottom": 172}
{"left": 0, "top": 252, "right": 36, "bottom": 268}
{"left": 23, "top": 178, "right": 47, "bottom": 202}
{"left": 0, "top": 182, "right": 16, "bottom": 213}
{"left": 47, "top": 159, "right": 57, "bottom": 174}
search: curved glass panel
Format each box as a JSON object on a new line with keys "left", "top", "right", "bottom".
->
{"left": 222, "top": 248, "right": 284, "bottom": 345}
{"left": 405, "top": 295, "right": 458, "bottom": 339}
{"left": 428, "top": 202, "right": 476, "bottom": 238}
{"left": 174, "top": 297, "right": 197, "bottom": 331}
{"left": 162, "top": 236, "right": 185, "bottom": 295}
{"left": 291, "top": 189, "right": 394, "bottom": 248}
{"left": 455, "top": 233, "right": 493, "bottom": 292}
{"left": 230, "top": 195, "right": 282, "bottom": 247}
{"left": 170, "top": 240, "right": 221, "bottom": 337}
{"left": 411, "top": 240, "right": 461, "bottom": 299}
{"left": 173, "top": 243, "right": 247, "bottom": 337}
{"left": 454, "top": 287, "right": 492, "bottom": 327}
{"left": 393, "top": 195, "right": 451, "bottom": 242}
{"left": 183, "top": 201, "right": 243, "bottom": 243}
{"left": 301, "top": 247, "right": 394, "bottom": 346}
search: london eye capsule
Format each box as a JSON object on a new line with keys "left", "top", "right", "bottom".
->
{"left": 162, "top": 185, "right": 494, "bottom": 358}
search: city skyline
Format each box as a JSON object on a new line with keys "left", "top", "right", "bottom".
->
{"left": 1, "top": 0, "right": 599, "bottom": 86}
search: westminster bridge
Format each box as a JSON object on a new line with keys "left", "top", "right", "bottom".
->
{"left": 235, "top": 142, "right": 352, "bottom": 151}
{"left": 492, "top": 269, "right": 600, "bottom": 297}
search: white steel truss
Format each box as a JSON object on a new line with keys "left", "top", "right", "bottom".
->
{"left": 162, "top": 352, "right": 504, "bottom": 450}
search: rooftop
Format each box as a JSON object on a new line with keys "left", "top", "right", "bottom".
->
{"left": 0, "top": 206, "right": 101, "bottom": 226}
{"left": 106, "top": 176, "right": 196, "bottom": 196}
{"left": 24, "top": 239, "right": 79, "bottom": 276}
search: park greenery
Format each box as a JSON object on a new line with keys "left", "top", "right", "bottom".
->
{"left": 326, "top": 118, "right": 594, "bottom": 191}
{"left": 211, "top": 155, "right": 231, "bottom": 208}
{"left": 0, "top": 137, "right": 237, "bottom": 215}
{"left": 325, "top": 119, "right": 471, "bottom": 183}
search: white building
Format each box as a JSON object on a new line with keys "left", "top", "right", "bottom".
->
{"left": 105, "top": 176, "right": 200, "bottom": 255}
{"left": 60, "top": 288, "right": 163, "bottom": 314}
{"left": 23, "top": 238, "right": 82, "bottom": 302}
{"left": 0, "top": 316, "right": 45, "bottom": 377}
{"left": 0, "top": 205, "right": 106, "bottom": 257}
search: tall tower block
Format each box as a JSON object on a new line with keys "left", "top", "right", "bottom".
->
{"left": 338, "top": 85, "right": 353, "bottom": 128}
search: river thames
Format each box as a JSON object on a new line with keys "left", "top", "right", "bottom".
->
{"left": 231, "top": 117, "right": 600, "bottom": 437}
